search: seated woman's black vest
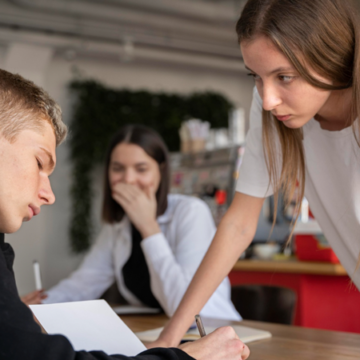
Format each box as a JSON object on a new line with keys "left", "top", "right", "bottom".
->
{"left": 122, "top": 224, "right": 162, "bottom": 310}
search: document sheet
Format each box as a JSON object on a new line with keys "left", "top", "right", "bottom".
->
{"left": 112, "top": 305, "right": 161, "bottom": 315}
{"left": 136, "top": 325, "right": 271, "bottom": 343}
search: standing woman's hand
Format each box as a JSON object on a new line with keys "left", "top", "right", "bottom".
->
{"left": 111, "top": 183, "right": 161, "bottom": 238}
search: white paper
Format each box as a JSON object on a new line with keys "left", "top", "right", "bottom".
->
{"left": 30, "top": 300, "right": 146, "bottom": 356}
{"left": 136, "top": 325, "right": 271, "bottom": 344}
{"left": 112, "top": 305, "right": 161, "bottom": 315}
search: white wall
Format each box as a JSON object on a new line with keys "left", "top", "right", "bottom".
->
{"left": 6, "top": 53, "right": 255, "bottom": 296}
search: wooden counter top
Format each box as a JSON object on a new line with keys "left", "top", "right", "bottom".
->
{"left": 232, "top": 259, "right": 347, "bottom": 276}
{"left": 121, "top": 314, "right": 360, "bottom": 360}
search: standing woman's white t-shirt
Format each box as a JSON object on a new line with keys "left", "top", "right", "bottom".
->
{"left": 236, "top": 87, "right": 360, "bottom": 289}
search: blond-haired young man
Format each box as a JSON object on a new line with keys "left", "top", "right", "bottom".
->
{"left": 0, "top": 69, "right": 248, "bottom": 360}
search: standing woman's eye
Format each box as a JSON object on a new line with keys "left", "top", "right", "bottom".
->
{"left": 279, "top": 75, "right": 294, "bottom": 83}
{"left": 247, "top": 72, "right": 261, "bottom": 81}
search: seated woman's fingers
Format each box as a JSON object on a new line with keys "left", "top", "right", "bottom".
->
{"left": 40, "top": 292, "right": 48, "bottom": 300}
{"left": 112, "top": 183, "right": 143, "bottom": 204}
{"left": 21, "top": 290, "right": 47, "bottom": 306}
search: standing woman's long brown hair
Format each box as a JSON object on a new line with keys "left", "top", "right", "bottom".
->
{"left": 236, "top": 0, "right": 360, "bottom": 232}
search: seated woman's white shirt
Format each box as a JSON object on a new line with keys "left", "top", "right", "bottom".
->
{"left": 236, "top": 87, "right": 360, "bottom": 289}
{"left": 44, "top": 194, "right": 241, "bottom": 321}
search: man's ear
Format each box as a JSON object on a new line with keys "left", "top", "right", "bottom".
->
{"left": 0, "top": 132, "right": 10, "bottom": 144}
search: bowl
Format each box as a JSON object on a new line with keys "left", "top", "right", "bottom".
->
{"left": 253, "top": 243, "right": 281, "bottom": 260}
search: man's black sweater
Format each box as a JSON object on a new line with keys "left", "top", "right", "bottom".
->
{"left": 0, "top": 233, "right": 193, "bottom": 360}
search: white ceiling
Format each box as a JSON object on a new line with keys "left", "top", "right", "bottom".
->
{"left": 0, "top": 0, "right": 248, "bottom": 73}
{"left": 0, "top": 0, "right": 246, "bottom": 55}
{"left": 0, "top": 0, "right": 358, "bottom": 70}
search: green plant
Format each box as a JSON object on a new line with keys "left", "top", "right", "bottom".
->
{"left": 68, "top": 79, "right": 234, "bottom": 253}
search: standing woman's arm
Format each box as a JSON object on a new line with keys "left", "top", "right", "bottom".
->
{"left": 150, "top": 192, "right": 264, "bottom": 347}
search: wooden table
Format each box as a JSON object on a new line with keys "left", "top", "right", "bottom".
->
{"left": 232, "top": 259, "right": 347, "bottom": 276}
{"left": 121, "top": 314, "right": 360, "bottom": 360}
{"left": 229, "top": 259, "right": 360, "bottom": 333}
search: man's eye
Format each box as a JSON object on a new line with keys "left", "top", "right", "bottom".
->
{"left": 36, "top": 158, "right": 43, "bottom": 170}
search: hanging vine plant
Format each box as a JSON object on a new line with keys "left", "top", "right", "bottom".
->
{"left": 68, "top": 79, "right": 234, "bottom": 253}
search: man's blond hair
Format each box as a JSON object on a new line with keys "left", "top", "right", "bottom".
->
{"left": 0, "top": 69, "right": 67, "bottom": 145}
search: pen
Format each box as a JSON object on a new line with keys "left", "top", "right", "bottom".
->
{"left": 33, "top": 260, "right": 43, "bottom": 291}
{"left": 195, "top": 314, "right": 206, "bottom": 337}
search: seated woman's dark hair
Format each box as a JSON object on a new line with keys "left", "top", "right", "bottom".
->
{"left": 102, "top": 124, "right": 170, "bottom": 223}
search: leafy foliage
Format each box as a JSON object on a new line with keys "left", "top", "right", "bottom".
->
{"left": 68, "top": 79, "right": 233, "bottom": 253}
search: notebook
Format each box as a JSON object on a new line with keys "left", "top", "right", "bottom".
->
{"left": 136, "top": 324, "right": 271, "bottom": 343}
{"left": 30, "top": 300, "right": 146, "bottom": 356}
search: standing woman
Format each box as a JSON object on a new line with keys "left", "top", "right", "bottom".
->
{"left": 30, "top": 124, "right": 240, "bottom": 321}
{"left": 150, "top": 0, "right": 360, "bottom": 350}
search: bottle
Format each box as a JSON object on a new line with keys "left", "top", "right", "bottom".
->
{"left": 300, "top": 197, "right": 309, "bottom": 223}
{"left": 215, "top": 189, "right": 227, "bottom": 225}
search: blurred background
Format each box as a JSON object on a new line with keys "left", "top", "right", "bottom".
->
{"left": 5, "top": 0, "right": 359, "bottom": 297}
{"left": 1, "top": 0, "right": 254, "bottom": 295}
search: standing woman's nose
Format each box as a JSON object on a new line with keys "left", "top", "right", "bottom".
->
{"left": 259, "top": 81, "right": 282, "bottom": 111}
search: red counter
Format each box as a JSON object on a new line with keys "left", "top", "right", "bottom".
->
{"left": 229, "top": 259, "right": 360, "bottom": 333}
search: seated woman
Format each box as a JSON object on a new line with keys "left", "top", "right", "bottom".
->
{"left": 23, "top": 124, "right": 241, "bottom": 320}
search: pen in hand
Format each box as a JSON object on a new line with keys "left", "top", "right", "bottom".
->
{"left": 195, "top": 314, "right": 206, "bottom": 338}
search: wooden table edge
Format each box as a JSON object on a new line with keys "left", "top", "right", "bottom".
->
{"left": 232, "top": 259, "right": 347, "bottom": 276}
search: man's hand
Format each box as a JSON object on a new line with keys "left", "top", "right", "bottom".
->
{"left": 147, "top": 326, "right": 250, "bottom": 360}
{"left": 181, "top": 326, "right": 249, "bottom": 360}
{"left": 146, "top": 339, "right": 169, "bottom": 349}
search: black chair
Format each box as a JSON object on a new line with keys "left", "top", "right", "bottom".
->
{"left": 231, "top": 284, "right": 296, "bottom": 325}
{"left": 101, "top": 282, "right": 127, "bottom": 305}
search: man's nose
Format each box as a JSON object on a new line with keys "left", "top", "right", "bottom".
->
{"left": 39, "top": 176, "right": 56, "bottom": 205}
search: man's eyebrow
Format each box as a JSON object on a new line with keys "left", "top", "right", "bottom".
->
{"left": 40, "top": 147, "right": 55, "bottom": 170}
{"left": 245, "top": 65, "right": 294, "bottom": 75}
